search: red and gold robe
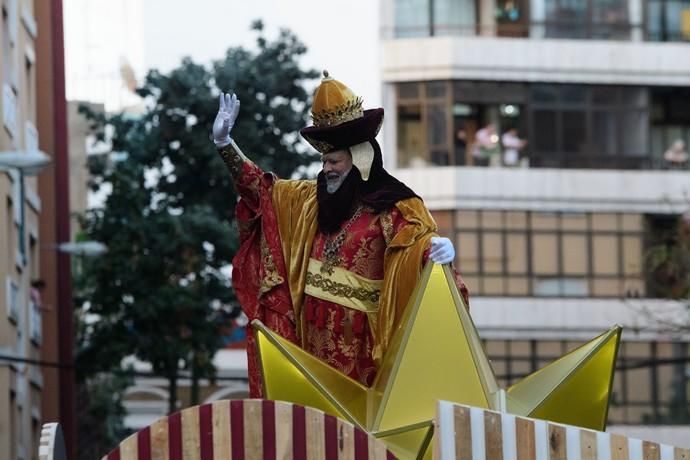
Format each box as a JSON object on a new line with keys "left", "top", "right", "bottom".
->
{"left": 231, "top": 159, "right": 468, "bottom": 396}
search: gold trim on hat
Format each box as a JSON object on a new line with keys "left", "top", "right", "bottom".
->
{"left": 312, "top": 97, "right": 364, "bottom": 128}
{"left": 303, "top": 135, "right": 334, "bottom": 154}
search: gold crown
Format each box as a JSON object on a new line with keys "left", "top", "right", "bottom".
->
{"left": 311, "top": 70, "right": 364, "bottom": 128}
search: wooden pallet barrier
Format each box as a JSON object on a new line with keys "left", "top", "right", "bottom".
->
{"left": 434, "top": 401, "right": 690, "bottom": 460}
{"left": 101, "top": 399, "right": 396, "bottom": 460}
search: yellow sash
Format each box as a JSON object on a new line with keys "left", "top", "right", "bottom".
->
{"left": 304, "top": 258, "right": 382, "bottom": 313}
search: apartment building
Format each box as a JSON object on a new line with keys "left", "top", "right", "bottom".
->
{"left": 0, "top": 0, "right": 44, "bottom": 458}
{"left": 381, "top": 0, "right": 690, "bottom": 445}
{"left": 1, "top": 0, "right": 71, "bottom": 458}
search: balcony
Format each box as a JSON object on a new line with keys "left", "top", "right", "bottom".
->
{"left": 383, "top": 0, "right": 690, "bottom": 44}
{"left": 393, "top": 165, "right": 690, "bottom": 213}
{"left": 381, "top": 35, "right": 690, "bottom": 87}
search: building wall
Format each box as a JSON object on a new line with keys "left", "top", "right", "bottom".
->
{"left": 381, "top": 36, "right": 690, "bottom": 86}
{"left": 382, "top": 0, "right": 690, "bottom": 447}
{"left": 0, "top": 0, "right": 46, "bottom": 459}
{"left": 121, "top": 349, "right": 249, "bottom": 432}
{"left": 66, "top": 100, "right": 99, "bottom": 240}
{"left": 63, "top": 0, "right": 145, "bottom": 113}
{"left": 35, "top": 0, "right": 74, "bottom": 457}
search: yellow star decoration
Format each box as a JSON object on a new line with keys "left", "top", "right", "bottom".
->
{"left": 252, "top": 263, "right": 622, "bottom": 459}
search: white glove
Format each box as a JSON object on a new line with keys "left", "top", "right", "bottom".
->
{"left": 213, "top": 92, "right": 241, "bottom": 147}
{"left": 429, "top": 236, "right": 455, "bottom": 265}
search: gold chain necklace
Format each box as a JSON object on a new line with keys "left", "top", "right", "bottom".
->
{"left": 320, "top": 206, "right": 364, "bottom": 275}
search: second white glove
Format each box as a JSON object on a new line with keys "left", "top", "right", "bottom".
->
{"left": 429, "top": 236, "right": 455, "bottom": 265}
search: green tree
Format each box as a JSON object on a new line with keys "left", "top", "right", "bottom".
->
{"left": 644, "top": 212, "right": 690, "bottom": 424}
{"left": 646, "top": 213, "right": 690, "bottom": 300}
{"left": 74, "top": 21, "right": 318, "bottom": 456}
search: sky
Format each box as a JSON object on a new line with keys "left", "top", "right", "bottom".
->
{"left": 142, "top": 0, "right": 381, "bottom": 106}
{"left": 64, "top": 0, "right": 381, "bottom": 111}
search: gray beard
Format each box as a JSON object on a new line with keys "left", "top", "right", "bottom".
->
{"left": 326, "top": 168, "right": 351, "bottom": 194}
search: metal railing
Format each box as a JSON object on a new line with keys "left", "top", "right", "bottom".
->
{"left": 384, "top": 21, "right": 690, "bottom": 42}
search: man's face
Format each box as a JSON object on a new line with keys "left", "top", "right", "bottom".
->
{"left": 321, "top": 149, "right": 353, "bottom": 194}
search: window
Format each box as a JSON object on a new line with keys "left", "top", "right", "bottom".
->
{"left": 433, "top": 0, "right": 476, "bottom": 36}
{"left": 24, "top": 56, "right": 35, "bottom": 122}
{"left": 451, "top": 210, "right": 646, "bottom": 297}
{"left": 544, "top": 0, "right": 630, "bottom": 40}
{"left": 645, "top": 214, "right": 690, "bottom": 298}
{"left": 528, "top": 84, "right": 650, "bottom": 169}
{"left": 29, "top": 290, "right": 41, "bottom": 345}
{"left": 394, "top": 0, "right": 477, "bottom": 37}
{"left": 6, "top": 276, "right": 19, "bottom": 321}
{"left": 397, "top": 104, "right": 424, "bottom": 167}
{"left": 397, "top": 81, "right": 532, "bottom": 168}
{"left": 484, "top": 339, "right": 690, "bottom": 424}
{"left": 648, "top": 0, "right": 690, "bottom": 42}
{"left": 545, "top": 0, "right": 589, "bottom": 38}
{"left": 495, "top": 0, "right": 530, "bottom": 37}
{"left": 394, "top": 0, "right": 430, "bottom": 37}
{"left": 396, "top": 81, "right": 454, "bottom": 167}
{"left": 397, "top": 81, "right": 656, "bottom": 170}
{"left": 2, "top": 0, "right": 19, "bottom": 97}
{"left": 6, "top": 196, "right": 16, "bottom": 271}
{"left": 650, "top": 88, "right": 690, "bottom": 169}
{"left": 2, "top": 4, "right": 19, "bottom": 140}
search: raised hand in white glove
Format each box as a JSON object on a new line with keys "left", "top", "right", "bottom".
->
{"left": 213, "top": 92, "right": 241, "bottom": 147}
{"left": 429, "top": 236, "right": 455, "bottom": 265}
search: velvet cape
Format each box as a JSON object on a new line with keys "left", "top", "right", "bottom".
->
{"left": 232, "top": 171, "right": 437, "bottom": 395}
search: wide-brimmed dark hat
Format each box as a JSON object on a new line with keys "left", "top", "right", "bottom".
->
{"left": 300, "top": 71, "right": 384, "bottom": 155}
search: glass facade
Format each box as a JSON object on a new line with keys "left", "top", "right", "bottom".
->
{"left": 391, "top": 0, "right": 690, "bottom": 42}
{"left": 395, "top": 81, "right": 690, "bottom": 170}
{"left": 394, "top": 0, "right": 431, "bottom": 37}
{"left": 544, "top": 0, "right": 630, "bottom": 39}
{"left": 432, "top": 209, "right": 646, "bottom": 298}
{"left": 393, "top": 0, "right": 476, "bottom": 37}
{"left": 389, "top": 0, "right": 690, "bottom": 434}
{"left": 485, "top": 339, "right": 690, "bottom": 424}
{"left": 648, "top": 0, "right": 690, "bottom": 42}
{"left": 529, "top": 84, "right": 649, "bottom": 168}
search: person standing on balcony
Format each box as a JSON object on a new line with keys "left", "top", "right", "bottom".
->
{"left": 501, "top": 128, "right": 528, "bottom": 167}
{"left": 663, "top": 139, "right": 689, "bottom": 169}
{"left": 213, "top": 71, "right": 469, "bottom": 396}
{"left": 472, "top": 123, "right": 501, "bottom": 167}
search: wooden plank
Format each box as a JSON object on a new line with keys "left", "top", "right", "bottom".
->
{"left": 579, "top": 430, "right": 597, "bottom": 460}
{"left": 337, "top": 417, "right": 355, "bottom": 460}
{"left": 610, "top": 434, "right": 629, "bottom": 460}
{"left": 643, "top": 441, "right": 661, "bottom": 460}
{"left": 453, "top": 405, "right": 472, "bottom": 460}
{"left": 305, "top": 408, "right": 326, "bottom": 460}
{"left": 675, "top": 447, "right": 690, "bottom": 460}
{"left": 149, "top": 417, "right": 169, "bottom": 460}
{"left": 484, "top": 410, "right": 504, "bottom": 460}
{"left": 515, "top": 417, "right": 535, "bottom": 460}
{"left": 368, "top": 433, "right": 389, "bottom": 460}
{"left": 243, "top": 399, "right": 264, "bottom": 459}
{"left": 120, "top": 432, "right": 139, "bottom": 460}
{"left": 547, "top": 424, "right": 566, "bottom": 460}
{"left": 261, "top": 400, "right": 277, "bottom": 460}
{"left": 181, "top": 407, "right": 201, "bottom": 460}
{"left": 211, "top": 401, "right": 230, "bottom": 460}
{"left": 274, "top": 402, "right": 293, "bottom": 460}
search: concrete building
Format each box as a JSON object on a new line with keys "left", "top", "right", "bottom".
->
{"left": 35, "top": 0, "right": 74, "bottom": 457}
{"left": 0, "top": 1, "right": 43, "bottom": 459}
{"left": 66, "top": 100, "right": 102, "bottom": 240}
{"left": 64, "top": 0, "right": 145, "bottom": 113}
{"left": 0, "top": 0, "right": 71, "bottom": 458}
{"left": 380, "top": 0, "right": 690, "bottom": 447}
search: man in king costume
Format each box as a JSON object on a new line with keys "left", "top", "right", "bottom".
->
{"left": 214, "top": 71, "right": 469, "bottom": 396}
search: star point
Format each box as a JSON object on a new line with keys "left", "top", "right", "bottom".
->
{"left": 253, "top": 263, "right": 621, "bottom": 458}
